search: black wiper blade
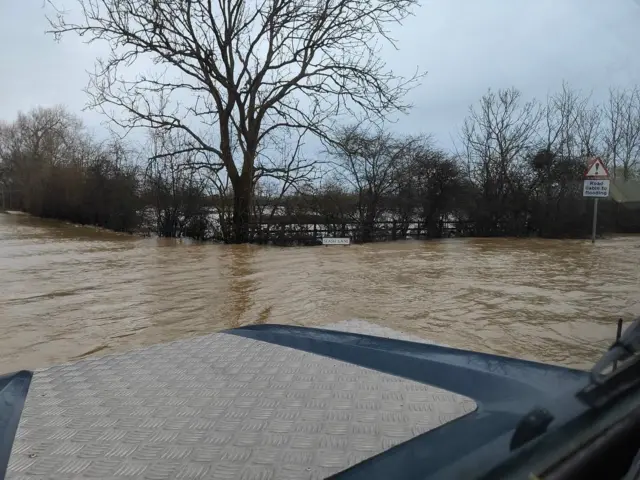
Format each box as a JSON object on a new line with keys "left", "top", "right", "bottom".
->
{"left": 578, "top": 317, "right": 640, "bottom": 408}
{"left": 592, "top": 318, "right": 640, "bottom": 384}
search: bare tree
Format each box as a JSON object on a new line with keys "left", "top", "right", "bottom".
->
{"left": 460, "top": 88, "right": 542, "bottom": 233}
{"left": 604, "top": 88, "right": 624, "bottom": 178}
{"left": 207, "top": 171, "right": 235, "bottom": 241}
{"left": 575, "top": 105, "right": 602, "bottom": 159}
{"left": 48, "top": 0, "right": 421, "bottom": 242}
{"left": 531, "top": 84, "right": 589, "bottom": 225}
{"left": 144, "top": 129, "right": 211, "bottom": 238}
{"left": 328, "top": 124, "right": 417, "bottom": 241}
{"left": 303, "top": 178, "right": 357, "bottom": 238}
{"left": 406, "top": 147, "right": 467, "bottom": 237}
{"left": 618, "top": 87, "right": 640, "bottom": 180}
{"left": 603, "top": 87, "right": 640, "bottom": 180}
{"left": 541, "top": 82, "right": 586, "bottom": 161}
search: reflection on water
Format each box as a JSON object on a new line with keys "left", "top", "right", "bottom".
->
{"left": 1, "top": 212, "right": 639, "bottom": 373}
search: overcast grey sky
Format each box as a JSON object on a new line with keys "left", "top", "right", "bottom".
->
{"left": 1, "top": 0, "right": 640, "bottom": 149}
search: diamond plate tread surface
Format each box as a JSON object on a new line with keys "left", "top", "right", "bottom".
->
{"left": 7, "top": 321, "right": 476, "bottom": 480}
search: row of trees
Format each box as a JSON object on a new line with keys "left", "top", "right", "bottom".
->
{"left": 13, "top": 0, "right": 633, "bottom": 242}
{"left": 0, "top": 107, "right": 140, "bottom": 232}
{"left": 2, "top": 0, "right": 629, "bottom": 243}
{"left": 0, "top": 107, "right": 217, "bottom": 239}
{"left": 2, "top": 82, "right": 639, "bottom": 242}
{"left": 460, "top": 84, "right": 640, "bottom": 236}
{"left": 256, "top": 83, "right": 640, "bottom": 240}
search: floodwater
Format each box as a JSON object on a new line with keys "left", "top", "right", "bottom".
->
{"left": 1, "top": 212, "right": 639, "bottom": 374}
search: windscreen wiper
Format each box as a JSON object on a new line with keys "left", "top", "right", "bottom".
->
{"left": 578, "top": 317, "right": 640, "bottom": 408}
{"left": 477, "top": 317, "right": 640, "bottom": 480}
{"left": 509, "top": 317, "right": 640, "bottom": 453}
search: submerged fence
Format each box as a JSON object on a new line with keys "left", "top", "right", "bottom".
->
{"left": 246, "top": 219, "right": 474, "bottom": 246}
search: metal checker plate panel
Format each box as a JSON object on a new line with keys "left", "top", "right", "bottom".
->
{"left": 7, "top": 321, "right": 476, "bottom": 479}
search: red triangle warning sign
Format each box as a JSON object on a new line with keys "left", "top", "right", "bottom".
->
{"left": 585, "top": 157, "right": 610, "bottom": 179}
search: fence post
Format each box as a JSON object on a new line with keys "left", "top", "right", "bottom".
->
{"left": 392, "top": 220, "right": 397, "bottom": 241}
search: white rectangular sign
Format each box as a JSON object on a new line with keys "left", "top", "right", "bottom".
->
{"left": 322, "top": 237, "right": 350, "bottom": 245}
{"left": 583, "top": 179, "right": 610, "bottom": 198}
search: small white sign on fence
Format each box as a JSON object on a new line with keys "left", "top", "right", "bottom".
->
{"left": 322, "top": 237, "right": 350, "bottom": 246}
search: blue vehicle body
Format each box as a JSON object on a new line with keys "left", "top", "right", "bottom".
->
{"left": 1, "top": 323, "right": 638, "bottom": 479}
{"left": 229, "top": 325, "right": 591, "bottom": 479}
{"left": 0, "top": 370, "right": 32, "bottom": 480}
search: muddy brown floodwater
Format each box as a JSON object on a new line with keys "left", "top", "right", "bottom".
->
{"left": 1, "top": 212, "right": 639, "bottom": 374}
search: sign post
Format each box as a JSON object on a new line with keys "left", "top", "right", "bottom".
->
{"left": 582, "top": 157, "right": 610, "bottom": 243}
{"left": 591, "top": 197, "right": 599, "bottom": 244}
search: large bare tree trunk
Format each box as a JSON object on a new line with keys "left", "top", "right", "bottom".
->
{"left": 232, "top": 172, "right": 252, "bottom": 244}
